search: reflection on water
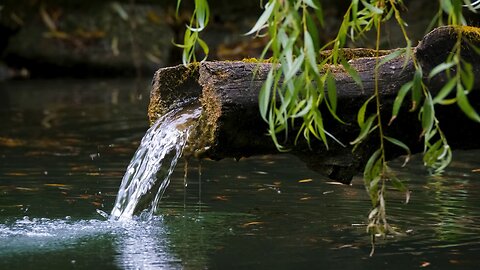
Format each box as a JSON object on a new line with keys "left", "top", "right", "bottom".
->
{"left": 1, "top": 79, "right": 480, "bottom": 269}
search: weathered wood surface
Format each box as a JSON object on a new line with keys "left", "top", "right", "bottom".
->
{"left": 148, "top": 26, "right": 480, "bottom": 183}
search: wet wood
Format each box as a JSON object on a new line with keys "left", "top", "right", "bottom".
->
{"left": 148, "top": 26, "right": 480, "bottom": 183}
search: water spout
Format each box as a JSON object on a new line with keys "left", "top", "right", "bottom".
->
{"left": 110, "top": 103, "right": 202, "bottom": 221}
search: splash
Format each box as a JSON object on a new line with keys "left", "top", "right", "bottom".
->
{"left": 110, "top": 103, "right": 202, "bottom": 221}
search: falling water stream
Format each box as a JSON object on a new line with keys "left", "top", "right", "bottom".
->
{"left": 110, "top": 103, "right": 202, "bottom": 221}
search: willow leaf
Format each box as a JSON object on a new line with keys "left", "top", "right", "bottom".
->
{"left": 340, "top": 57, "right": 363, "bottom": 88}
{"left": 303, "top": 0, "right": 319, "bottom": 9}
{"left": 358, "top": 95, "right": 375, "bottom": 127}
{"left": 457, "top": 83, "right": 480, "bottom": 122}
{"left": 432, "top": 78, "right": 456, "bottom": 104}
{"left": 428, "top": 61, "right": 455, "bottom": 78}
{"left": 285, "top": 53, "right": 305, "bottom": 82}
{"left": 461, "top": 61, "right": 474, "bottom": 91}
{"left": 259, "top": 70, "right": 274, "bottom": 121}
{"left": 326, "top": 72, "right": 337, "bottom": 112}
{"left": 196, "top": 38, "right": 209, "bottom": 60}
{"left": 390, "top": 81, "right": 413, "bottom": 124}
{"left": 364, "top": 148, "right": 382, "bottom": 186}
{"left": 384, "top": 136, "right": 411, "bottom": 166}
{"left": 411, "top": 68, "right": 423, "bottom": 111}
{"left": 245, "top": 1, "right": 275, "bottom": 36}
{"left": 351, "top": 115, "right": 376, "bottom": 145}
{"left": 376, "top": 49, "right": 404, "bottom": 70}
{"left": 361, "top": 0, "right": 384, "bottom": 14}
{"left": 304, "top": 31, "right": 320, "bottom": 74}
{"left": 421, "top": 93, "right": 434, "bottom": 137}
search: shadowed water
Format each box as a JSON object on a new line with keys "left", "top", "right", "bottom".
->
{"left": 1, "top": 79, "right": 480, "bottom": 269}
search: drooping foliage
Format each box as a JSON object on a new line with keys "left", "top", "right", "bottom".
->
{"left": 175, "top": 0, "right": 480, "bottom": 254}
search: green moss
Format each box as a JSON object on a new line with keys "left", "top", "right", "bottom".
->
{"left": 319, "top": 48, "right": 394, "bottom": 62}
{"left": 454, "top": 25, "right": 480, "bottom": 42}
{"left": 240, "top": 57, "right": 273, "bottom": 63}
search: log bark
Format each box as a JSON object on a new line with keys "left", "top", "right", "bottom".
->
{"left": 148, "top": 26, "right": 480, "bottom": 183}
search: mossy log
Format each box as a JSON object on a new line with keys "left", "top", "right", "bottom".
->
{"left": 148, "top": 26, "right": 480, "bottom": 184}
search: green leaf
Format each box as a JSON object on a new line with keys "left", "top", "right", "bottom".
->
{"left": 376, "top": 49, "right": 404, "bottom": 69}
{"left": 285, "top": 53, "right": 305, "bottom": 82}
{"left": 196, "top": 37, "right": 209, "bottom": 60}
{"left": 428, "top": 61, "right": 456, "bottom": 78}
{"left": 432, "top": 78, "right": 456, "bottom": 104}
{"left": 292, "top": 96, "right": 313, "bottom": 118}
{"left": 305, "top": 13, "right": 320, "bottom": 51}
{"left": 363, "top": 148, "right": 382, "bottom": 185}
{"left": 195, "top": 0, "right": 210, "bottom": 29}
{"left": 389, "top": 175, "right": 408, "bottom": 192}
{"left": 259, "top": 70, "right": 274, "bottom": 121}
{"left": 351, "top": 114, "right": 376, "bottom": 145}
{"left": 303, "top": 0, "right": 319, "bottom": 9}
{"left": 111, "top": 2, "right": 129, "bottom": 21}
{"left": 384, "top": 136, "right": 411, "bottom": 166}
{"left": 420, "top": 93, "right": 434, "bottom": 137}
{"left": 441, "top": 0, "right": 453, "bottom": 14}
{"left": 461, "top": 61, "right": 474, "bottom": 91}
{"left": 389, "top": 175, "right": 410, "bottom": 203}
{"left": 361, "top": 0, "right": 384, "bottom": 14}
{"left": 312, "top": 111, "right": 329, "bottom": 148}
{"left": 176, "top": 0, "right": 182, "bottom": 14}
{"left": 457, "top": 83, "right": 480, "bottom": 122}
{"left": 304, "top": 31, "right": 320, "bottom": 74}
{"left": 340, "top": 57, "right": 363, "bottom": 88}
{"left": 411, "top": 68, "right": 423, "bottom": 111}
{"left": 245, "top": 1, "right": 275, "bottom": 35}
{"left": 326, "top": 72, "right": 337, "bottom": 112}
{"left": 358, "top": 95, "right": 375, "bottom": 127}
{"left": 390, "top": 81, "right": 413, "bottom": 124}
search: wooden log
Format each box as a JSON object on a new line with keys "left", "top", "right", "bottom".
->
{"left": 148, "top": 26, "right": 480, "bottom": 183}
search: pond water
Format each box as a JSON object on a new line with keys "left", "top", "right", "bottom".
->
{"left": 1, "top": 79, "right": 479, "bottom": 269}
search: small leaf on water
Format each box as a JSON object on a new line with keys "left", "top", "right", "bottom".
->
{"left": 420, "top": 262, "right": 431, "bottom": 268}
{"left": 241, "top": 221, "right": 265, "bottom": 227}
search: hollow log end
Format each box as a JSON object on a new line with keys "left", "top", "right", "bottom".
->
{"left": 148, "top": 63, "right": 201, "bottom": 125}
{"left": 416, "top": 26, "right": 480, "bottom": 71}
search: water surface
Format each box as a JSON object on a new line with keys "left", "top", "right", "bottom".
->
{"left": 1, "top": 79, "right": 479, "bottom": 269}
